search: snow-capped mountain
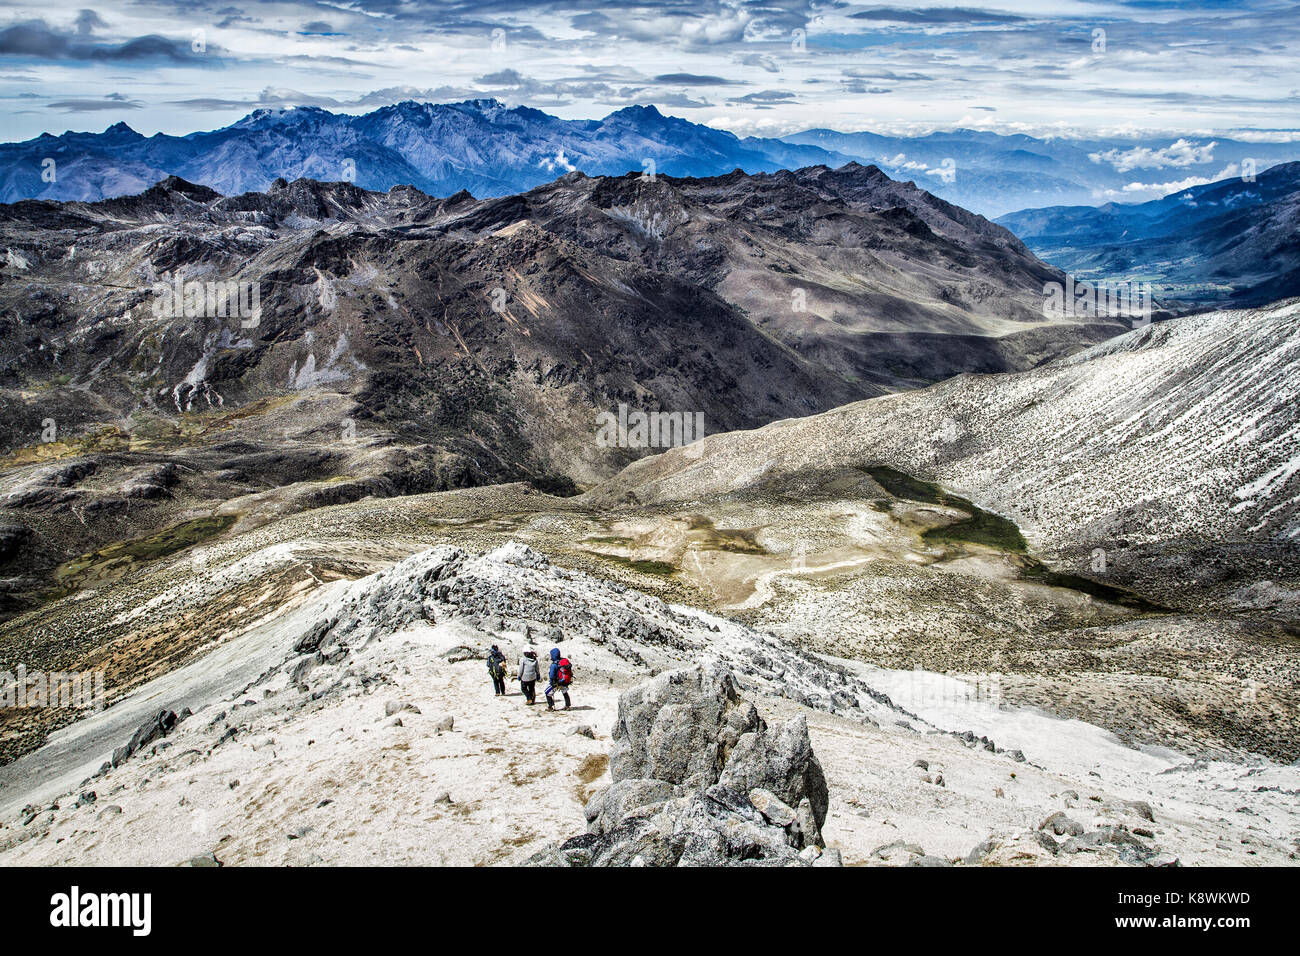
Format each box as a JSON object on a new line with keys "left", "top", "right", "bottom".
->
{"left": 0, "top": 100, "right": 852, "bottom": 205}
{"left": 8, "top": 99, "right": 1298, "bottom": 218}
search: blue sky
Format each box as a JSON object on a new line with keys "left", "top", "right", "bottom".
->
{"left": 1, "top": 0, "right": 1297, "bottom": 142}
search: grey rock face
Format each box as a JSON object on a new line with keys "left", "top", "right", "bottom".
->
{"left": 584, "top": 778, "right": 679, "bottom": 835}
{"left": 608, "top": 664, "right": 745, "bottom": 789}
{"left": 110, "top": 709, "right": 181, "bottom": 768}
{"left": 717, "top": 715, "right": 829, "bottom": 831}
{"left": 531, "top": 663, "right": 839, "bottom": 867}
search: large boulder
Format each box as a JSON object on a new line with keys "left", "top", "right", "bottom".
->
{"left": 609, "top": 664, "right": 756, "bottom": 789}
{"left": 532, "top": 663, "right": 839, "bottom": 867}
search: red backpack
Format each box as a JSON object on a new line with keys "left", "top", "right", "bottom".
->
{"left": 556, "top": 658, "right": 573, "bottom": 686}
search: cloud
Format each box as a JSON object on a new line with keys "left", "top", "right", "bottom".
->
{"left": 47, "top": 93, "right": 143, "bottom": 111}
{"left": 738, "top": 54, "right": 779, "bottom": 73}
{"left": 0, "top": 19, "right": 204, "bottom": 62}
{"left": 848, "top": 7, "right": 1026, "bottom": 24}
{"left": 1090, "top": 164, "right": 1245, "bottom": 200}
{"left": 571, "top": 6, "right": 757, "bottom": 48}
{"left": 298, "top": 21, "right": 343, "bottom": 37}
{"left": 653, "top": 73, "right": 733, "bottom": 86}
{"left": 1089, "top": 139, "right": 1219, "bottom": 173}
{"left": 475, "top": 69, "right": 528, "bottom": 87}
{"left": 727, "top": 90, "right": 797, "bottom": 107}
{"left": 538, "top": 147, "right": 576, "bottom": 173}
{"left": 842, "top": 81, "right": 892, "bottom": 94}
{"left": 74, "top": 10, "right": 107, "bottom": 36}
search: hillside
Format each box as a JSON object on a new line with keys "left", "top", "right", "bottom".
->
{"left": 586, "top": 300, "right": 1300, "bottom": 556}
{"left": 0, "top": 167, "right": 1119, "bottom": 616}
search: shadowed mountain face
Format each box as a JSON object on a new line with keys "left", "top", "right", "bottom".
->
{"left": 997, "top": 161, "right": 1300, "bottom": 309}
{"left": 0, "top": 165, "right": 1118, "bottom": 615}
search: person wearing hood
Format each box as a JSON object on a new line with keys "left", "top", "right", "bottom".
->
{"left": 487, "top": 644, "right": 507, "bottom": 696}
{"left": 545, "top": 646, "right": 573, "bottom": 711}
{"left": 517, "top": 648, "right": 541, "bottom": 704}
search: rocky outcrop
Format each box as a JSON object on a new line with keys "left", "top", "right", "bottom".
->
{"left": 528, "top": 663, "right": 838, "bottom": 867}
{"left": 110, "top": 708, "right": 187, "bottom": 768}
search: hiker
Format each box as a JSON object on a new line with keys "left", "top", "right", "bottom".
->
{"left": 545, "top": 647, "right": 573, "bottom": 711}
{"left": 487, "top": 645, "right": 507, "bottom": 696}
{"left": 518, "top": 648, "right": 541, "bottom": 704}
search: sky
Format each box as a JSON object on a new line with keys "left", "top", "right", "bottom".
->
{"left": 0, "top": 0, "right": 1298, "bottom": 143}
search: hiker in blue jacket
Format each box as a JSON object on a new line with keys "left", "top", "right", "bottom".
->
{"left": 545, "top": 646, "right": 573, "bottom": 711}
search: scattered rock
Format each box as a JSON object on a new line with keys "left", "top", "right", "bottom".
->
{"left": 1116, "top": 799, "right": 1156, "bottom": 822}
{"left": 1040, "top": 811, "right": 1086, "bottom": 837}
{"left": 873, "top": 840, "right": 927, "bottom": 865}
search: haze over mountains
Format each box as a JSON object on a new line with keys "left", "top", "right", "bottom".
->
{"left": 5, "top": 98, "right": 1299, "bottom": 219}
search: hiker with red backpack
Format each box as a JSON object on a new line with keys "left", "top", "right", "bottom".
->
{"left": 545, "top": 647, "right": 573, "bottom": 711}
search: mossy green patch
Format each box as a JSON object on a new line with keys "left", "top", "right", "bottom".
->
{"left": 583, "top": 551, "right": 678, "bottom": 577}
{"left": 56, "top": 514, "right": 237, "bottom": 586}
{"left": 863, "top": 465, "right": 1026, "bottom": 552}
{"left": 1020, "top": 559, "right": 1167, "bottom": 613}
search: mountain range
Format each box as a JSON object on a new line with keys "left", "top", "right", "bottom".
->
{"left": 997, "top": 161, "right": 1300, "bottom": 309}
{"left": 0, "top": 164, "right": 1119, "bottom": 617}
{"left": 5, "top": 99, "right": 1299, "bottom": 219}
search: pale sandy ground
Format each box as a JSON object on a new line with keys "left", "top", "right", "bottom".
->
{"left": 2, "top": 612, "right": 1296, "bottom": 867}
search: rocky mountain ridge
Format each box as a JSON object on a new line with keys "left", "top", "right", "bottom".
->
{"left": 6, "top": 542, "right": 1293, "bottom": 867}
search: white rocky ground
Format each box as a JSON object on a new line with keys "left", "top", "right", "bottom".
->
{"left": 2, "top": 543, "right": 1295, "bottom": 866}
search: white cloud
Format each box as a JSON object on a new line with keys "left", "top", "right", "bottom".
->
{"left": 1089, "top": 139, "right": 1219, "bottom": 173}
